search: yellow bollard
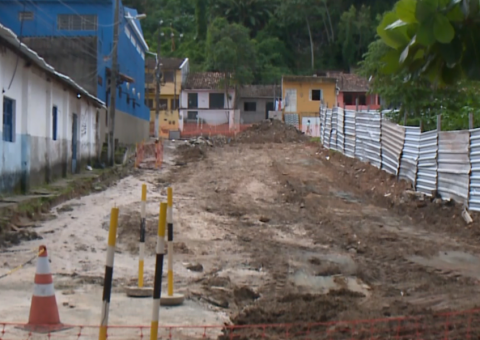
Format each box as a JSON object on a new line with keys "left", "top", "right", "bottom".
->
{"left": 160, "top": 187, "right": 184, "bottom": 306}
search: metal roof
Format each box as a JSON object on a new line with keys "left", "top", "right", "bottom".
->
{"left": 0, "top": 23, "right": 105, "bottom": 108}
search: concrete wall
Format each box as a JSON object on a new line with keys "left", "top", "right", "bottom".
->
{"left": 22, "top": 36, "right": 98, "bottom": 95}
{"left": 0, "top": 0, "right": 150, "bottom": 144}
{"left": 180, "top": 90, "right": 235, "bottom": 110}
{"left": 0, "top": 42, "right": 102, "bottom": 193}
{"left": 239, "top": 98, "right": 273, "bottom": 124}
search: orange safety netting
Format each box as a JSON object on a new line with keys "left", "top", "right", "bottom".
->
{"left": 1, "top": 308, "right": 480, "bottom": 339}
{"left": 135, "top": 140, "right": 163, "bottom": 169}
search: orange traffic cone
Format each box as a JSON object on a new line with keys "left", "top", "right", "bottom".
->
{"left": 21, "top": 245, "right": 69, "bottom": 333}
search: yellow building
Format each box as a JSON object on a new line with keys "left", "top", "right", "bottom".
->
{"left": 145, "top": 57, "right": 189, "bottom": 137}
{"left": 281, "top": 75, "right": 338, "bottom": 120}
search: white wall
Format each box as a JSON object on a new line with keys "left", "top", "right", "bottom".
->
{"left": 0, "top": 44, "right": 102, "bottom": 192}
{"left": 180, "top": 90, "right": 236, "bottom": 109}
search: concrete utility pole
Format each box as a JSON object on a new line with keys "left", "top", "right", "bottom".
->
{"left": 108, "top": 0, "right": 120, "bottom": 166}
{"left": 155, "top": 23, "right": 162, "bottom": 139}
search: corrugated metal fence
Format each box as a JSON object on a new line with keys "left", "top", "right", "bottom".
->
{"left": 319, "top": 107, "right": 478, "bottom": 211}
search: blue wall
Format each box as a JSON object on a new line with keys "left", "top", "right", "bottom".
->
{"left": 0, "top": 0, "right": 149, "bottom": 121}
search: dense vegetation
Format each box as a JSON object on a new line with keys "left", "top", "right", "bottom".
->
{"left": 124, "top": 0, "right": 397, "bottom": 84}
{"left": 363, "top": 0, "right": 480, "bottom": 130}
{"left": 125, "top": 0, "right": 480, "bottom": 130}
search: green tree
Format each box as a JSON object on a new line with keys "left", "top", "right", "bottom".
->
{"left": 210, "top": 0, "right": 277, "bottom": 35}
{"left": 195, "top": 0, "right": 208, "bottom": 40}
{"left": 205, "top": 18, "right": 256, "bottom": 106}
{"left": 359, "top": 38, "right": 480, "bottom": 130}
{"left": 377, "top": 0, "right": 480, "bottom": 85}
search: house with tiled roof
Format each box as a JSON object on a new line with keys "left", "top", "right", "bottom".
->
{"left": 179, "top": 72, "right": 238, "bottom": 135}
{"left": 325, "top": 71, "right": 380, "bottom": 110}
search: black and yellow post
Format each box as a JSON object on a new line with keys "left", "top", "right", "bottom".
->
{"left": 99, "top": 207, "right": 119, "bottom": 340}
{"left": 160, "top": 187, "right": 184, "bottom": 306}
{"left": 139, "top": 184, "right": 147, "bottom": 287}
{"left": 150, "top": 202, "right": 167, "bottom": 340}
{"left": 126, "top": 184, "right": 153, "bottom": 298}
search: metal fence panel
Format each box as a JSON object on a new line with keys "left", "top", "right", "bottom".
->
{"left": 320, "top": 108, "right": 325, "bottom": 144}
{"left": 336, "top": 107, "right": 345, "bottom": 153}
{"left": 381, "top": 121, "right": 406, "bottom": 175}
{"left": 355, "top": 112, "right": 381, "bottom": 168}
{"left": 399, "top": 126, "right": 421, "bottom": 184}
{"left": 416, "top": 130, "right": 438, "bottom": 195}
{"left": 469, "top": 129, "right": 480, "bottom": 211}
{"left": 344, "top": 110, "right": 356, "bottom": 158}
{"left": 324, "top": 109, "right": 332, "bottom": 149}
{"left": 330, "top": 107, "right": 339, "bottom": 151}
{"left": 437, "top": 131, "right": 470, "bottom": 205}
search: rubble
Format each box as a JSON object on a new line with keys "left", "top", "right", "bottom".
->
{"left": 235, "top": 119, "right": 308, "bottom": 144}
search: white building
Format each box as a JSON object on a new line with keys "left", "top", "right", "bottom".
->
{"left": 179, "top": 72, "right": 239, "bottom": 133}
{"left": 0, "top": 23, "right": 106, "bottom": 194}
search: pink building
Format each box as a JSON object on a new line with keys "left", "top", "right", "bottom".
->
{"left": 326, "top": 71, "right": 380, "bottom": 110}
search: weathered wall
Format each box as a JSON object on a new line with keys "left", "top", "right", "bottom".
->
{"left": 0, "top": 41, "right": 101, "bottom": 193}
{"left": 22, "top": 37, "right": 97, "bottom": 95}
{"left": 239, "top": 98, "right": 272, "bottom": 124}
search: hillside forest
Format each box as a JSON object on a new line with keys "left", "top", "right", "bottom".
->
{"left": 125, "top": 0, "right": 480, "bottom": 131}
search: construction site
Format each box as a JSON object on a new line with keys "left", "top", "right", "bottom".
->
{"left": 2, "top": 120, "right": 480, "bottom": 339}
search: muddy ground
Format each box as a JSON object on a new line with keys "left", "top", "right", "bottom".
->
{"left": 2, "top": 121, "right": 480, "bottom": 339}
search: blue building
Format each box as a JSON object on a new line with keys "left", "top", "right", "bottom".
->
{"left": 0, "top": 0, "right": 150, "bottom": 143}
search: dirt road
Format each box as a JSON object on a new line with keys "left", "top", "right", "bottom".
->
{"left": 2, "top": 121, "right": 480, "bottom": 339}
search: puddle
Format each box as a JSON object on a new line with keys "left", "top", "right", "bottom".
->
{"left": 291, "top": 270, "right": 370, "bottom": 296}
{"left": 407, "top": 251, "right": 480, "bottom": 280}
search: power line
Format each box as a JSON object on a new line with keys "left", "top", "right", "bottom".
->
{"left": 57, "top": 0, "right": 122, "bottom": 28}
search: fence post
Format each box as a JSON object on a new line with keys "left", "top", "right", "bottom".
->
{"left": 379, "top": 110, "right": 384, "bottom": 171}
{"left": 343, "top": 102, "right": 346, "bottom": 153}
{"left": 470, "top": 113, "right": 474, "bottom": 130}
{"left": 354, "top": 98, "right": 359, "bottom": 157}
{"left": 435, "top": 115, "right": 442, "bottom": 196}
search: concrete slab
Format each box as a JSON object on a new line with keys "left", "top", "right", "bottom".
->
{"left": 160, "top": 293, "right": 185, "bottom": 306}
{"left": 125, "top": 286, "right": 153, "bottom": 298}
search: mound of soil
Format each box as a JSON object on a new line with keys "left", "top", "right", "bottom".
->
{"left": 235, "top": 119, "right": 308, "bottom": 144}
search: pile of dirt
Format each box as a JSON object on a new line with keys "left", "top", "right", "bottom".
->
{"left": 176, "top": 136, "right": 230, "bottom": 163}
{"left": 235, "top": 119, "right": 308, "bottom": 144}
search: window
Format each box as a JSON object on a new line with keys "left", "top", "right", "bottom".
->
{"left": 57, "top": 14, "right": 98, "bottom": 31}
{"left": 52, "top": 106, "right": 58, "bottom": 141}
{"left": 18, "top": 11, "right": 34, "bottom": 21}
{"left": 146, "top": 99, "right": 154, "bottom": 109}
{"left": 244, "top": 102, "right": 257, "bottom": 112}
{"left": 187, "top": 111, "right": 198, "bottom": 121}
{"left": 311, "top": 89, "right": 323, "bottom": 101}
{"left": 359, "top": 94, "right": 366, "bottom": 106}
{"left": 159, "top": 99, "right": 168, "bottom": 109}
{"left": 170, "top": 98, "right": 179, "bottom": 110}
{"left": 2, "top": 97, "right": 15, "bottom": 143}
{"left": 209, "top": 93, "right": 224, "bottom": 109}
{"left": 344, "top": 93, "right": 354, "bottom": 105}
{"left": 188, "top": 93, "right": 198, "bottom": 108}
{"left": 163, "top": 71, "right": 174, "bottom": 83}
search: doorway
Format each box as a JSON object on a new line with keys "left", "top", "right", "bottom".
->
{"left": 266, "top": 102, "right": 274, "bottom": 119}
{"left": 72, "top": 113, "right": 78, "bottom": 173}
